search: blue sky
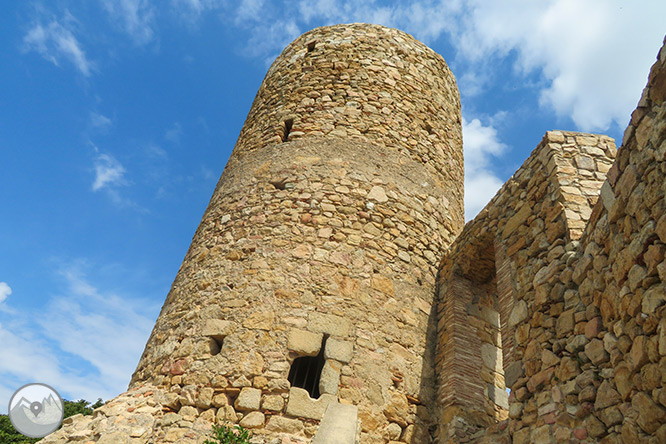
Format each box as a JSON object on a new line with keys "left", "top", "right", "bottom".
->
{"left": 1, "top": 0, "right": 664, "bottom": 412}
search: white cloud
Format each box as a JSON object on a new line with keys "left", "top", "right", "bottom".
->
{"left": 451, "top": 0, "right": 666, "bottom": 132}
{"left": 0, "top": 264, "right": 156, "bottom": 413}
{"left": 0, "top": 282, "right": 11, "bottom": 304}
{"left": 23, "top": 14, "right": 93, "bottom": 76}
{"left": 101, "top": 0, "right": 156, "bottom": 45}
{"left": 462, "top": 116, "right": 507, "bottom": 220}
{"left": 92, "top": 153, "right": 126, "bottom": 192}
{"left": 90, "top": 112, "right": 112, "bottom": 129}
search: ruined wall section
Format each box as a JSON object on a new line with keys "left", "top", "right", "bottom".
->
{"left": 549, "top": 37, "right": 666, "bottom": 443}
{"left": 435, "top": 37, "right": 666, "bottom": 444}
{"left": 435, "top": 131, "right": 615, "bottom": 443}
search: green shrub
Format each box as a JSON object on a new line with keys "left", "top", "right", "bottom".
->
{"left": 204, "top": 424, "right": 251, "bottom": 444}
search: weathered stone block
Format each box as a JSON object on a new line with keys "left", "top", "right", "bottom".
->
{"left": 308, "top": 312, "right": 351, "bottom": 337}
{"left": 235, "top": 387, "right": 261, "bottom": 411}
{"left": 288, "top": 329, "right": 323, "bottom": 356}
{"left": 319, "top": 360, "right": 341, "bottom": 395}
{"left": 367, "top": 185, "right": 388, "bottom": 202}
{"left": 383, "top": 392, "right": 410, "bottom": 427}
{"left": 201, "top": 319, "right": 236, "bottom": 341}
{"left": 480, "top": 343, "right": 503, "bottom": 373}
{"left": 239, "top": 411, "right": 265, "bottom": 428}
{"left": 266, "top": 415, "right": 304, "bottom": 434}
{"left": 508, "top": 300, "right": 528, "bottom": 327}
{"left": 594, "top": 380, "right": 621, "bottom": 410}
{"left": 634, "top": 391, "right": 666, "bottom": 433}
{"left": 487, "top": 384, "right": 509, "bottom": 409}
{"left": 504, "top": 361, "right": 524, "bottom": 388}
{"left": 285, "top": 387, "right": 336, "bottom": 420}
{"left": 324, "top": 338, "right": 353, "bottom": 363}
{"left": 584, "top": 339, "right": 609, "bottom": 365}
{"left": 261, "top": 394, "right": 285, "bottom": 411}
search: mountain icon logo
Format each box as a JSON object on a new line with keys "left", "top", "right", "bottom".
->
{"left": 8, "top": 383, "right": 64, "bottom": 438}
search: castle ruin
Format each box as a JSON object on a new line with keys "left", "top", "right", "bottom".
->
{"left": 40, "top": 23, "right": 666, "bottom": 444}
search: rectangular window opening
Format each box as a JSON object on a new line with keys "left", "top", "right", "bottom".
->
{"left": 283, "top": 119, "right": 294, "bottom": 142}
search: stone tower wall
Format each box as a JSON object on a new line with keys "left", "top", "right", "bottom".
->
{"left": 123, "top": 24, "right": 463, "bottom": 444}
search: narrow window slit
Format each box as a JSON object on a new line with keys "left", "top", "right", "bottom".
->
{"left": 210, "top": 337, "right": 223, "bottom": 356}
{"left": 288, "top": 335, "right": 328, "bottom": 398}
{"left": 283, "top": 119, "right": 294, "bottom": 142}
{"left": 307, "top": 41, "right": 316, "bottom": 52}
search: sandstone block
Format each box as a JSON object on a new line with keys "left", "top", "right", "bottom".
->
{"left": 502, "top": 205, "right": 530, "bottom": 238}
{"left": 584, "top": 339, "right": 609, "bottom": 366}
{"left": 288, "top": 329, "right": 323, "bottom": 356}
{"left": 555, "top": 309, "right": 575, "bottom": 337}
{"left": 642, "top": 284, "right": 666, "bottom": 314}
{"left": 285, "top": 387, "right": 336, "bottom": 420}
{"left": 239, "top": 411, "right": 265, "bottom": 428}
{"left": 242, "top": 311, "right": 274, "bottom": 330}
{"left": 212, "top": 393, "right": 229, "bottom": 408}
{"left": 235, "top": 387, "right": 262, "bottom": 411}
{"left": 487, "top": 384, "right": 508, "bottom": 409}
{"left": 367, "top": 186, "right": 388, "bottom": 202}
{"left": 324, "top": 338, "right": 353, "bottom": 363}
{"left": 480, "top": 343, "right": 503, "bottom": 373}
{"left": 266, "top": 415, "right": 304, "bottom": 434}
{"left": 97, "top": 432, "right": 129, "bottom": 444}
{"left": 594, "top": 380, "right": 621, "bottom": 410}
{"left": 627, "top": 336, "right": 649, "bottom": 371}
{"left": 262, "top": 394, "right": 285, "bottom": 411}
{"left": 383, "top": 392, "right": 410, "bottom": 427}
{"left": 196, "top": 387, "right": 214, "bottom": 408}
{"left": 201, "top": 319, "right": 236, "bottom": 341}
{"left": 371, "top": 274, "right": 394, "bottom": 295}
{"left": 308, "top": 312, "right": 351, "bottom": 337}
{"left": 633, "top": 391, "right": 666, "bottom": 433}
{"left": 319, "top": 360, "right": 341, "bottom": 395}
{"left": 508, "top": 300, "right": 528, "bottom": 327}
{"left": 504, "top": 361, "right": 524, "bottom": 388}
{"left": 179, "top": 405, "right": 198, "bottom": 419}
{"left": 216, "top": 405, "right": 237, "bottom": 423}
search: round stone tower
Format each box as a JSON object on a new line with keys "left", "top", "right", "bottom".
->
{"left": 130, "top": 23, "right": 463, "bottom": 443}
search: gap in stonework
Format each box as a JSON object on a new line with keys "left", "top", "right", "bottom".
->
{"left": 288, "top": 334, "right": 328, "bottom": 398}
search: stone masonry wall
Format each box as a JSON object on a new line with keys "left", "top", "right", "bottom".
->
{"left": 436, "top": 130, "right": 616, "bottom": 443}
{"left": 41, "top": 24, "right": 464, "bottom": 444}
{"left": 436, "top": 36, "right": 666, "bottom": 443}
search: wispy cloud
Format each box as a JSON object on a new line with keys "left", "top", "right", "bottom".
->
{"left": 170, "top": 0, "right": 224, "bottom": 23}
{"left": 0, "top": 282, "right": 11, "bottom": 304}
{"left": 462, "top": 116, "right": 507, "bottom": 220}
{"left": 164, "top": 122, "right": 182, "bottom": 143}
{"left": 92, "top": 152, "right": 126, "bottom": 192}
{"left": 101, "top": 0, "right": 156, "bottom": 45}
{"left": 23, "top": 12, "right": 93, "bottom": 76}
{"left": 38, "top": 265, "right": 156, "bottom": 387}
{"left": 0, "top": 264, "right": 156, "bottom": 413}
{"left": 90, "top": 112, "right": 112, "bottom": 130}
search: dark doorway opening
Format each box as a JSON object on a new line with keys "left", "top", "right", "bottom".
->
{"left": 288, "top": 335, "right": 327, "bottom": 398}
